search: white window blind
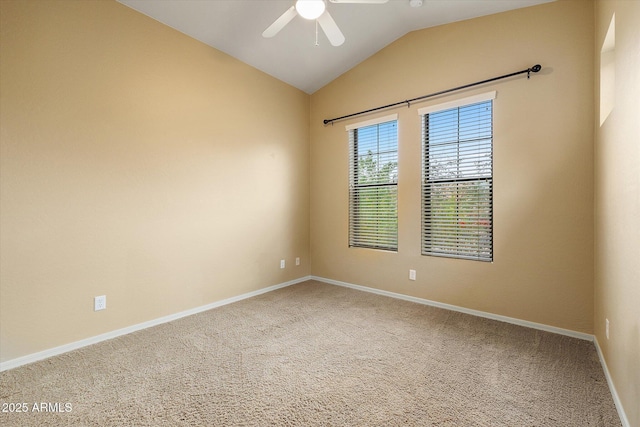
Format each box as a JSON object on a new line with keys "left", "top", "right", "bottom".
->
{"left": 348, "top": 117, "right": 398, "bottom": 251}
{"left": 421, "top": 97, "right": 493, "bottom": 261}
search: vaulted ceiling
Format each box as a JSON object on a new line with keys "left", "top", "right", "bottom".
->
{"left": 118, "top": 0, "right": 555, "bottom": 94}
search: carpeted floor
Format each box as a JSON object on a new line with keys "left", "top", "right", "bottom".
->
{"left": 0, "top": 280, "right": 621, "bottom": 426}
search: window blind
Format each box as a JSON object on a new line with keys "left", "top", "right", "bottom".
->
{"left": 348, "top": 118, "right": 398, "bottom": 251}
{"left": 421, "top": 99, "right": 493, "bottom": 261}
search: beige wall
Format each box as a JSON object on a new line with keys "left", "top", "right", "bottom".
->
{"left": 310, "top": 0, "right": 595, "bottom": 333}
{"left": 594, "top": 1, "right": 640, "bottom": 425}
{"left": 2, "top": 1, "right": 638, "bottom": 421}
{"left": 0, "top": 0, "right": 310, "bottom": 363}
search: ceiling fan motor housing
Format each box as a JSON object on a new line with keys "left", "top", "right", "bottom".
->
{"left": 296, "top": 0, "right": 326, "bottom": 20}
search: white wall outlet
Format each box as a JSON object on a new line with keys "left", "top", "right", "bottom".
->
{"left": 295, "top": 257, "right": 300, "bottom": 266}
{"left": 606, "top": 318, "right": 610, "bottom": 340}
{"left": 409, "top": 269, "right": 416, "bottom": 281}
{"left": 280, "top": 259, "right": 285, "bottom": 269}
{"left": 94, "top": 295, "right": 106, "bottom": 311}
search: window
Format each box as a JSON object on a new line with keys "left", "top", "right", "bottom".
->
{"left": 348, "top": 115, "right": 398, "bottom": 251}
{"left": 600, "top": 13, "right": 615, "bottom": 126}
{"left": 419, "top": 92, "right": 494, "bottom": 261}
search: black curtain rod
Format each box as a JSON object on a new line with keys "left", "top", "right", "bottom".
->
{"left": 323, "top": 64, "right": 542, "bottom": 125}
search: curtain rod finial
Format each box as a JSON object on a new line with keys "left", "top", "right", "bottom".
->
{"left": 527, "top": 64, "right": 541, "bottom": 79}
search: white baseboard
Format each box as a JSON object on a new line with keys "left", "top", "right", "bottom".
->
{"left": 311, "top": 276, "right": 594, "bottom": 341}
{"left": 0, "top": 276, "right": 312, "bottom": 372}
{"left": 3, "top": 274, "right": 629, "bottom": 427}
{"left": 594, "top": 337, "right": 631, "bottom": 427}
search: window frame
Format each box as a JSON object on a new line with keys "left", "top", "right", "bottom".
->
{"left": 347, "top": 114, "right": 399, "bottom": 252}
{"left": 418, "top": 92, "right": 495, "bottom": 262}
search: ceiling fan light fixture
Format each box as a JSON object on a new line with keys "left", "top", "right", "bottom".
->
{"left": 295, "top": 0, "right": 326, "bottom": 20}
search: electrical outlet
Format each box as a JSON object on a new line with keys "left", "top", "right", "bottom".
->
{"left": 409, "top": 269, "right": 416, "bottom": 281}
{"left": 295, "top": 257, "right": 300, "bottom": 266}
{"left": 280, "top": 259, "right": 285, "bottom": 269}
{"left": 606, "top": 318, "right": 610, "bottom": 340}
{"left": 94, "top": 295, "right": 106, "bottom": 311}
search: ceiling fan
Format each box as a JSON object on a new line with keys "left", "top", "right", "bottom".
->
{"left": 262, "top": 0, "right": 389, "bottom": 47}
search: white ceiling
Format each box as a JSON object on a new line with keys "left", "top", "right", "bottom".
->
{"left": 118, "top": 0, "right": 554, "bottom": 94}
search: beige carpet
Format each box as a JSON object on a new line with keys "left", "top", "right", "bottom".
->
{"left": 0, "top": 280, "right": 621, "bottom": 426}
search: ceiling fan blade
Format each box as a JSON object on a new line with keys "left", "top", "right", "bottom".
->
{"left": 317, "top": 11, "right": 345, "bottom": 47}
{"left": 262, "top": 6, "right": 297, "bottom": 38}
{"left": 329, "top": 0, "right": 388, "bottom": 3}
